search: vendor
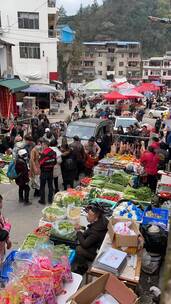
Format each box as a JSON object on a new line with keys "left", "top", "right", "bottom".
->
{"left": 74, "top": 203, "right": 108, "bottom": 274}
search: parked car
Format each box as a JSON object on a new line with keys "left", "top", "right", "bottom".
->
{"left": 149, "top": 106, "right": 169, "bottom": 118}
{"left": 66, "top": 118, "right": 113, "bottom": 143}
{"left": 113, "top": 116, "right": 138, "bottom": 132}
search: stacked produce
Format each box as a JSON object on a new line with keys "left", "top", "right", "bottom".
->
{"left": 124, "top": 186, "right": 152, "bottom": 202}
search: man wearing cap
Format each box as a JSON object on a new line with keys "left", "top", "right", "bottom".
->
{"left": 15, "top": 149, "right": 31, "bottom": 205}
{"left": 43, "top": 128, "right": 55, "bottom": 143}
{"left": 39, "top": 139, "right": 57, "bottom": 204}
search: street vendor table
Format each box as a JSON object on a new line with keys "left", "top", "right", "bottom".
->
{"left": 58, "top": 272, "right": 82, "bottom": 304}
{"left": 86, "top": 233, "right": 142, "bottom": 289}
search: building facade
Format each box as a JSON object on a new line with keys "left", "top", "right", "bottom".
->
{"left": 0, "top": 0, "right": 58, "bottom": 84}
{"left": 80, "top": 41, "right": 141, "bottom": 82}
{"left": 143, "top": 52, "right": 171, "bottom": 87}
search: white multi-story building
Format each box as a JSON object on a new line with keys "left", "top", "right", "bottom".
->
{"left": 81, "top": 41, "right": 141, "bottom": 82}
{"left": 143, "top": 51, "right": 171, "bottom": 87}
{"left": 0, "top": 0, "right": 58, "bottom": 84}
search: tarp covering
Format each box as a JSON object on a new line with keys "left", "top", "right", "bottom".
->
{"left": 111, "top": 82, "right": 135, "bottom": 90}
{"left": 22, "top": 84, "right": 57, "bottom": 93}
{"left": 119, "top": 88, "right": 144, "bottom": 99}
{"left": 0, "top": 79, "right": 29, "bottom": 93}
{"left": 136, "top": 82, "right": 160, "bottom": 92}
{"left": 83, "top": 79, "right": 111, "bottom": 91}
{"left": 103, "top": 91, "right": 127, "bottom": 101}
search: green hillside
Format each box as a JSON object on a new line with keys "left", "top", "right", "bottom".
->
{"left": 60, "top": 0, "right": 171, "bottom": 57}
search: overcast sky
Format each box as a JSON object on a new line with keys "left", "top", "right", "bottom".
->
{"left": 57, "top": 0, "right": 103, "bottom": 15}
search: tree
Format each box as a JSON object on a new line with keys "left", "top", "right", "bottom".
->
{"left": 58, "top": 40, "right": 83, "bottom": 82}
{"left": 59, "top": 5, "right": 67, "bottom": 18}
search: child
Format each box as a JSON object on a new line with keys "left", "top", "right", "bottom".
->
{"left": 0, "top": 195, "right": 12, "bottom": 263}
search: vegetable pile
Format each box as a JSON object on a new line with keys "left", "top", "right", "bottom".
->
{"left": 42, "top": 206, "right": 66, "bottom": 222}
{"left": 21, "top": 234, "right": 46, "bottom": 250}
{"left": 51, "top": 220, "right": 76, "bottom": 241}
{"left": 110, "top": 172, "right": 130, "bottom": 187}
{"left": 124, "top": 186, "right": 152, "bottom": 201}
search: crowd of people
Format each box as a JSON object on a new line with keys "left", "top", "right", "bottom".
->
{"left": 0, "top": 111, "right": 107, "bottom": 206}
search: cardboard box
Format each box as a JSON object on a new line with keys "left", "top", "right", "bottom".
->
{"left": 70, "top": 273, "right": 138, "bottom": 304}
{"left": 108, "top": 218, "right": 140, "bottom": 248}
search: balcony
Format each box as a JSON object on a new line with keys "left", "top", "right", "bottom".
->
{"left": 48, "top": 0, "right": 56, "bottom": 8}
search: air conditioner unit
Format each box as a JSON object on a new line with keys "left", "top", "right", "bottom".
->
{"left": 2, "top": 71, "right": 14, "bottom": 79}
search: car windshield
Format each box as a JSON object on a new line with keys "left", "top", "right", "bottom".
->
{"left": 115, "top": 119, "right": 136, "bottom": 128}
{"left": 66, "top": 125, "right": 95, "bottom": 140}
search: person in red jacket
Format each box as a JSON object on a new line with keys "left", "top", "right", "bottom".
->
{"left": 140, "top": 146, "right": 160, "bottom": 192}
{"left": 39, "top": 139, "right": 57, "bottom": 205}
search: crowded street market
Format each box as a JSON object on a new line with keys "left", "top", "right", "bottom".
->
{"left": 0, "top": 77, "right": 170, "bottom": 303}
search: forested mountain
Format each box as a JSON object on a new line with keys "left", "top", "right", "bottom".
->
{"left": 60, "top": 0, "right": 171, "bottom": 57}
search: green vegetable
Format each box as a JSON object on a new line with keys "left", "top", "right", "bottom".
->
{"left": 110, "top": 172, "right": 130, "bottom": 186}
{"left": 104, "top": 183, "right": 125, "bottom": 192}
{"left": 21, "top": 234, "right": 46, "bottom": 250}
{"left": 53, "top": 244, "right": 70, "bottom": 260}
{"left": 63, "top": 195, "right": 82, "bottom": 207}
{"left": 124, "top": 186, "right": 152, "bottom": 201}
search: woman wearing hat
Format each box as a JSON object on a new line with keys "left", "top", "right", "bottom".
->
{"left": 74, "top": 202, "right": 108, "bottom": 274}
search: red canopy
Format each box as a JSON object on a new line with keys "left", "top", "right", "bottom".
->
{"left": 120, "top": 89, "right": 144, "bottom": 99}
{"left": 103, "top": 91, "right": 127, "bottom": 102}
{"left": 136, "top": 82, "right": 160, "bottom": 92}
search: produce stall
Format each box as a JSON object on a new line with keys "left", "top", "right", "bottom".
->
{"left": 0, "top": 154, "right": 169, "bottom": 302}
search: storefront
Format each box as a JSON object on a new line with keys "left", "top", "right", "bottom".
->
{"left": 0, "top": 78, "right": 29, "bottom": 118}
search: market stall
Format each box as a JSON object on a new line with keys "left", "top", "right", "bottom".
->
{"left": 0, "top": 151, "right": 170, "bottom": 302}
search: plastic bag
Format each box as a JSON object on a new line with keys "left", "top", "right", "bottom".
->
{"left": 140, "top": 224, "right": 168, "bottom": 255}
{"left": 51, "top": 221, "right": 76, "bottom": 241}
{"left": 60, "top": 256, "right": 73, "bottom": 283}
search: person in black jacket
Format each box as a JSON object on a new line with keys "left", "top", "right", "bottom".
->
{"left": 15, "top": 149, "right": 31, "bottom": 205}
{"left": 74, "top": 203, "right": 108, "bottom": 274}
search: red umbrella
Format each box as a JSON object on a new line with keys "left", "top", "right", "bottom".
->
{"left": 136, "top": 82, "right": 160, "bottom": 92}
{"left": 103, "top": 91, "right": 127, "bottom": 102}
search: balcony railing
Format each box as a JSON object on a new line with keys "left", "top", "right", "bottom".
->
{"left": 48, "top": 0, "right": 56, "bottom": 8}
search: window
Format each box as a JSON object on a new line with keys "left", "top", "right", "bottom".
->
{"left": 168, "top": 70, "right": 171, "bottom": 76}
{"left": 98, "top": 71, "right": 102, "bottom": 75}
{"left": 111, "top": 57, "right": 114, "bottom": 63}
{"left": 98, "top": 62, "right": 103, "bottom": 66}
{"left": 0, "top": 11, "right": 1, "bottom": 28}
{"left": 163, "top": 71, "right": 167, "bottom": 76}
{"left": 108, "top": 48, "right": 114, "bottom": 53}
{"left": 118, "top": 71, "right": 123, "bottom": 76}
{"left": 84, "top": 61, "right": 93, "bottom": 67}
{"left": 98, "top": 53, "right": 102, "bottom": 57}
{"left": 121, "top": 54, "right": 124, "bottom": 58}
{"left": 145, "top": 71, "right": 148, "bottom": 76}
{"left": 18, "top": 12, "right": 39, "bottom": 29}
{"left": 19, "top": 42, "right": 40, "bottom": 59}
{"left": 119, "top": 62, "right": 124, "bottom": 67}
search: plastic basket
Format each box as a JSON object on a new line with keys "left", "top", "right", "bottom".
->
{"left": 143, "top": 207, "right": 169, "bottom": 226}
{"left": 0, "top": 250, "right": 17, "bottom": 283}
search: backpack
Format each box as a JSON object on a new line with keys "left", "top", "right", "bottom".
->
{"left": 7, "top": 160, "right": 17, "bottom": 180}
